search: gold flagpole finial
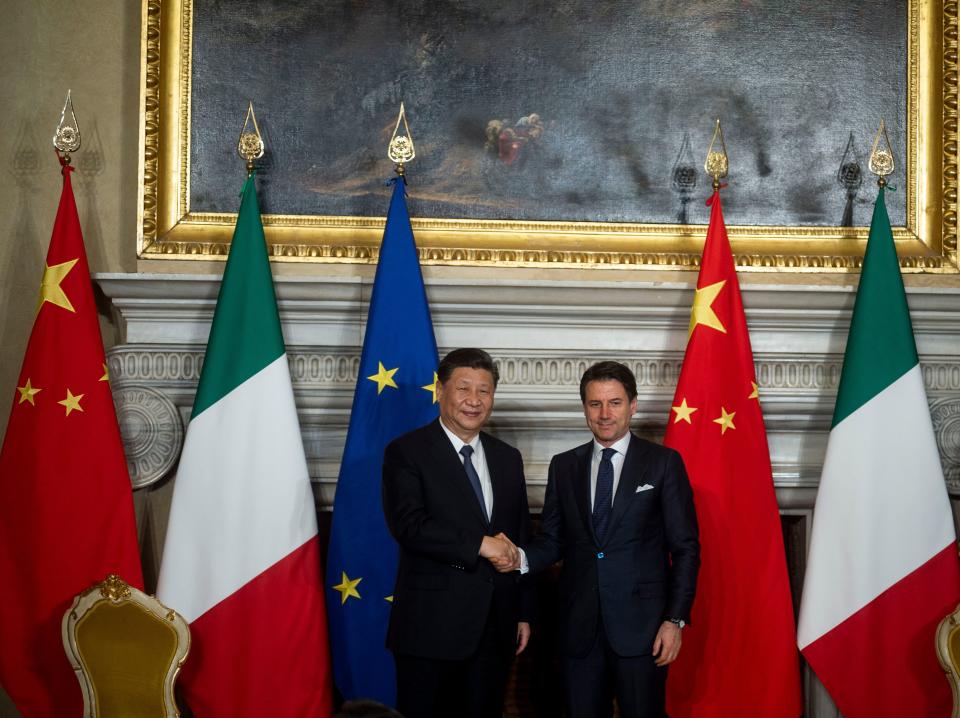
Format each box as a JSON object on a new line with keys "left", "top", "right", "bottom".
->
{"left": 388, "top": 102, "right": 416, "bottom": 177}
{"left": 868, "top": 119, "right": 894, "bottom": 188}
{"left": 53, "top": 90, "right": 81, "bottom": 162}
{"left": 237, "top": 102, "right": 265, "bottom": 176}
{"left": 704, "top": 119, "right": 728, "bottom": 191}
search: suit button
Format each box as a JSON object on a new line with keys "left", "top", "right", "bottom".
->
{"left": 597, "top": 552, "right": 605, "bottom": 559}
{"left": 486, "top": 577, "right": 493, "bottom": 583}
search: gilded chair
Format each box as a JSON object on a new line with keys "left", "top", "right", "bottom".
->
{"left": 937, "top": 602, "right": 960, "bottom": 718}
{"left": 62, "top": 574, "right": 190, "bottom": 718}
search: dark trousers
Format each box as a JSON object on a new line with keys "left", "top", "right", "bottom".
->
{"left": 394, "top": 611, "right": 514, "bottom": 718}
{"left": 562, "top": 617, "right": 667, "bottom": 718}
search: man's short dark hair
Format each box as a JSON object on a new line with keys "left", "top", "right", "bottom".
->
{"left": 437, "top": 348, "right": 500, "bottom": 387}
{"left": 579, "top": 361, "right": 637, "bottom": 403}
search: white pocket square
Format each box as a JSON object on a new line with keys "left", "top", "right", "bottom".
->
{"left": 636, "top": 483, "right": 655, "bottom": 493}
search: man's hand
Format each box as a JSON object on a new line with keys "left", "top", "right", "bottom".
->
{"left": 479, "top": 533, "right": 519, "bottom": 571}
{"left": 516, "top": 622, "right": 531, "bottom": 655}
{"left": 652, "top": 621, "right": 682, "bottom": 666}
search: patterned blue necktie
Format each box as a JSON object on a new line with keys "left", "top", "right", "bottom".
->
{"left": 592, "top": 447, "right": 616, "bottom": 542}
{"left": 460, "top": 445, "right": 488, "bottom": 522}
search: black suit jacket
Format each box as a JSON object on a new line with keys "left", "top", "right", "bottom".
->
{"left": 382, "top": 419, "right": 533, "bottom": 661}
{"left": 524, "top": 433, "right": 699, "bottom": 658}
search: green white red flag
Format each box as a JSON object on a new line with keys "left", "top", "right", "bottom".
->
{"left": 157, "top": 174, "right": 333, "bottom": 717}
{"left": 797, "top": 187, "right": 960, "bottom": 717}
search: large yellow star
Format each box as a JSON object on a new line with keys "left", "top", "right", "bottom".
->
{"left": 748, "top": 381, "right": 760, "bottom": 400}
{"left": 37, "top": 258, "right": 79, "bottom": 314}
{"left": 713, "top": 407, "right": 736, "bottom": 435}
{"left": 688, "top": 280, "right": 727, "bottom": 337}
{"left": 367, "top": 362, "right": 399, "bottom": 395}
{"left": 671, "top": 397, "right": 697, "bottom": 424}
{"left": 421, "top": 372, "right": 439, "bottom": 404}
{"left": 58, "top": 389, "right": 85, "bottom": 416}
{"left": 17, "top": 379, "right": 42, "bottom": 406}
{"left": 333, "top": 571, "right": 362, "bottom": 605}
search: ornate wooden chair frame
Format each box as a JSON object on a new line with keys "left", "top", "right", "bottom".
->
{"left": 62, "top": 574, "right": 190, "bottom": 718}
{"left": 937, "top": 601, "right": 960, "bottom": 718}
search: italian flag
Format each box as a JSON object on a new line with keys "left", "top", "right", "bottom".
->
{"left": 797, "top": 188, "right": 960, "bottom": 717}
{"left": 157, "top": 175, "right": 333, "bottom": 717}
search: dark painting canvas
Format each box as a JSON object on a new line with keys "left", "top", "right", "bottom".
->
{"left": 189, "top": 0, "right": 907, "bottom": 228}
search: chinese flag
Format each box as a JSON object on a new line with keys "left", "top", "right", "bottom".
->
{"left": 664, "top": 191, "right": 802, "bottom": 717}
{"left": 0, "top": 158, "right": 143, "bottom": 718}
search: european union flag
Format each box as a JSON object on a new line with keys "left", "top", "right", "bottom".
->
{"left": 326, "top": 178, "right": 438, "bottom": 705}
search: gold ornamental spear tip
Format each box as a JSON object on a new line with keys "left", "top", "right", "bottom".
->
{"left": 237, "top": 101, "right": 265, "bottom": 176}
{"left": 53, "top": 90, "right": 81, "bottom": 163}
{"left": 704, "top": 118, "right": 728, "bottom": 191}
{"left": 388, "top": 102, "right": 416, "bottom": 177}
{"left": 869, "top": 119, "right": 895, "bottom": 188}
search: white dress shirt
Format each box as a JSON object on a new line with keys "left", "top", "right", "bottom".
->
{"left": 439, "top": 419, "right": 493, "bottom": 519}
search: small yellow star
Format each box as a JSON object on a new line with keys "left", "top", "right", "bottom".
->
{"left": 100, "top": 363, "right": 110, "bottom": 382}
{"left": 37, "top": 258, "right": 79, "bottom": 314}
{"left": 671, "top": 398, "right": 698, "bottom": 424}
{"left": 58, "top": 389, "right": 85, "bottom": 416}
{"left": 385, "top": 595, "right": 394, "bottom": 603}
{"left": 713, "top": 407, "right": 736, "bottom": 435}
{"left": 688, "top": 280, "right": 727, "bottom": 338}
{"left": 422, "top": 372, "right": 438, "bottom": 404}
{"left": 17, "top": 379, "right": 42, "bottom": 406}
{"left": 333, "top": 571, "right": 362, "bottom": 605}
{"left": 749, "top": 381, "right": 759, "bottom": 400}
{"left": 367, "top": 362, "right": 399, "bottom": 395}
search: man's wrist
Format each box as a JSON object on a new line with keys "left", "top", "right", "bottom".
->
{"left": 666, "top": 617, "right": 686, "bottom": 629}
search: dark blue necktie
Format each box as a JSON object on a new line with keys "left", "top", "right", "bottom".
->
{"left": 592, "top": 447, "right": 616, "bottom": 542}
{"left": 460, "top": 445, "right": 488, "bottom": 522}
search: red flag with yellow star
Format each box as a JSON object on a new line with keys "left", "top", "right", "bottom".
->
{"left": 0, "top": 158, "right": 143, "bottom": 718}
{"left": 664, "top": 191, "right": 802, "bottom": 717}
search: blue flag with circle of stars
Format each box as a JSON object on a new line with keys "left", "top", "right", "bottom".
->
{"left": 326, "top": 178, "right": 439, "bottom": 705}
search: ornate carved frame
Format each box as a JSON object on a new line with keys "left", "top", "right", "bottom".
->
{"left": 137, "top": 0, "right": 958, "bottom": 272}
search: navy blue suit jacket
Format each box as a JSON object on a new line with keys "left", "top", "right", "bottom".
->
{"left": 524, "top": 433, "right": 700, "bottom": 658}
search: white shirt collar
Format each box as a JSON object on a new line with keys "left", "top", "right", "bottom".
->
{"left": 439, "top": 418, "right": 481, "bottom": 452}
{"left": 592, "top": 431, "right": 631, "bottom": 459}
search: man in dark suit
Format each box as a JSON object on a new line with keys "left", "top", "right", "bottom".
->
{"left": 519, "top": 361, "right": 700, "bottom": 718}
{"left": 381, "top": 348, "right": 533, "bottom": 718}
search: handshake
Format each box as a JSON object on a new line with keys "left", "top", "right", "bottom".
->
{"left": 480, "top": 533, "right": 522, "bottom": 573}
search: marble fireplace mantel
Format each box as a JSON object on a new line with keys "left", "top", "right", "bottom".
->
{"left": 96, "top": 272, "right": 960, "bottom": 507}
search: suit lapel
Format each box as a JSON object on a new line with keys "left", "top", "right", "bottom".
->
{"left": 572, "top": 442, "right": 597, "bottom": 544}
{"left": 426, "top": 420, "right": 489, "bottom": 529}
{"left": 605, "top": 433, "right": 649, "bottom": 540}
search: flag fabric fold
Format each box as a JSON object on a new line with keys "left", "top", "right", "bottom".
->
{"left": 664, "top": 191, "right": 802, "bottom": 717}
{"left": 797, "top": 187, "right": 960, "bottom": 718}
{"left": 156, "top": 174, "right": 333, "bottom": 717}
{"left": 0, "top": 158, "right": 143, "bottom": 718}
{"left": 326, "top": 178, "right": 439, "bottom": 705}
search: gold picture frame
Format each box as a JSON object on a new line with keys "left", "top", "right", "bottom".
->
{"left": 138, "top": 0, "right": 958, "bottom": 272}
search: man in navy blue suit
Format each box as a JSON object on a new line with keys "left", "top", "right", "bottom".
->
{"left": 519, "top": 361, "right": 700, "bottom": 718}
